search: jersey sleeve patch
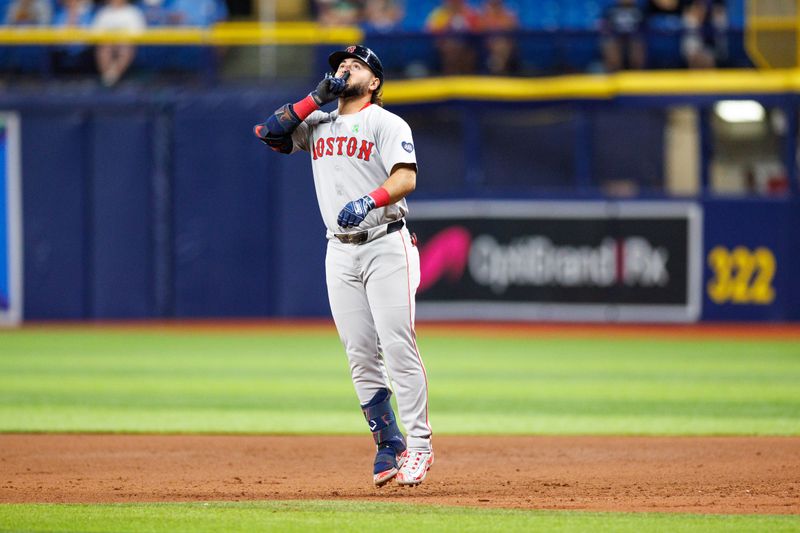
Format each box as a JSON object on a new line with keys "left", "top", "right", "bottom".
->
{"left": 401, "top": 141, "right": 414, "bottom": 153}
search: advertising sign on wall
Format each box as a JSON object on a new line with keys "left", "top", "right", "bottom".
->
{"left": 701, "top": 199, "right": 800, "bottom": 321}
{"left": 410, "top": 201, "right": 703, "bottom": 322}
{"left": 0, "top": 113, "right": 22, "bottom": 326}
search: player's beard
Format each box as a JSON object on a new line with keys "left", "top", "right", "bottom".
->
{"left": 341, "top": 78, "right": 370, "bottom": 99}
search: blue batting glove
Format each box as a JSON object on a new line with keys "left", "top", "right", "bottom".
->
{"left": 337, "top": 195, "right": 376, "bottom": 228}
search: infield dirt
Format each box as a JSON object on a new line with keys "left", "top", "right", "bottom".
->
{"left": 1, "top": 434, "right": 798, "bottom": 514}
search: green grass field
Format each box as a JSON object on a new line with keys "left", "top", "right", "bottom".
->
{"left": 0, "top": 328, "right": 798, "bottom": 435}
{"left": 1, "top": 501, "right": 799, "bottom": 533}
{"left": 1, "top": 326, "right": 799, "bottom": 532}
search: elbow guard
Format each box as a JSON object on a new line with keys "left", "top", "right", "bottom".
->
{"left": 255, "top": 130, "right": 294, "bottom": 154}
{"left": 254, "top": 103, "right": 301, "bottom": 140}
{"left": 253, "top": 103, "right": 299, "bottom": 154}
{"left": 253, "top": 93, "right": 320, "bottom": 143}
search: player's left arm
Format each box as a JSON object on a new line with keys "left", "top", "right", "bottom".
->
{"left": 337, "top": 113, "right": 418, "bottom": 228}
{"left": 336, "top": 163, "right": 416, "bottom": 229}
{"left": 379, "top": 163, "right": 417, "bottom": 203}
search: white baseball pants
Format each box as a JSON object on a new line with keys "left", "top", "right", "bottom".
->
{"left": 325, "top": 226, "right": 432, "bottom": 451}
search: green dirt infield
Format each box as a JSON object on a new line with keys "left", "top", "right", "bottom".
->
{"left": 1, "top": 501, "right": 798, "bottom": 533}
{"left": 0, "top": 323, "right": 798, "bottom": 435}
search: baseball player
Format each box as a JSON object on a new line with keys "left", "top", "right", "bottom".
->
{"left": 253, "top": 46, "right": 433, "bottom": 487}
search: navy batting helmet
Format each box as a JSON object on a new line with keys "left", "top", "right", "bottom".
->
{"left": 328, "top": 45, "right": 384, "bottom": 87}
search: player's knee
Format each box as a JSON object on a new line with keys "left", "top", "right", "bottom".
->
{"left": 346, "top": 349, "right": 379, "bottom": 372}
{"left": 377, "top": 339, "right": 418, "bottom": 364}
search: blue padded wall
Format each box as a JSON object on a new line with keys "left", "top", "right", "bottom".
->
{"left": 172, "top": 90, "right": 277, "bottom": 317}
{"left": 90, "top": 112, "right": 154, "bottom": 318}
{"left": 3, "top": 82, "right": 796, "bottom": 323}
{"left": 591, "top": 107, "right": 665, "bottom": 191}
{"left": 481, "top": 106, "right": 578, "bottom": 191}
{"left": 21, "top": 111, "right": 90, "bottom": 319}
{"left": 270, "top": 151, "right": 329, "bottom": 317}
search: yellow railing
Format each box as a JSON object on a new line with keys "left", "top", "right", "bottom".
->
{"left": 746, "top": 0, "right": 799, "bottom": 68}
{"left": 0, "top": 13, "right": 796, "bottom": 68}
{"left": 1, "top": 16, "right": 794, "bottom": 68}
{"left": 1, "top": 17, "right": 799, "bottom": 98}
{"left": 383, "top": 69, "right": 800, "bottom": 103}
{"left": 0, "top": 22, "right": 363, "bottom": 46}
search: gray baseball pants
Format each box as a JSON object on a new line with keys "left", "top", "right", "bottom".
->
{"left": 325, "top": 226, "right": 432, "bottom": 451}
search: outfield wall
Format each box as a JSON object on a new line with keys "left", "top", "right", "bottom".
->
{"left": 1, "top": 86, "right": 797, "bottom": 322}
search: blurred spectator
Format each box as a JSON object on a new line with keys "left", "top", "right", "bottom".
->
{"left": 646, "top": 0, "right": 683, "bottom": 17}
{"left": 51, "top": 0, "right": 95, "bottom": 75}
{"left": 362, "top": 0, "right": 401, "bottom": 33}
{"left": 425, "top": 0, "right": 480, "bottom": 75}
{"left": 425, "top": 0, "right": 479, "bottom": 33}
{"left": 148, "top": 0, "right": 227, "bottom": 75}
{"left": 92, "top": 0, "right": 146, "bottom": 86}
{"left": 480, "top": 0, "right": 518, "bottom": 75}
{"left": 140, "top": 0, "right": 226, "bottom": 27}
{"left": 316, "top": 0, "right": 362, "bottom": 26}
{"left": 645, "top": 0, "right": 684, "bottom": 31}
{"left": 600, "top": 0, "right": 646, "bottom": 72}
{"left": 3, "top": 0, "right": 52, "bottom": 25}
{"left": 163, "top": 0, "right": 227, "bottom": 26}
{"left": 682, "top": 0, "right": 727, "bottom": 68}
{"left": 2, "top": 0, "right": 52, "bottom": 75}
{"left": 139, "top": 0, "right": 170, "bottom": 26}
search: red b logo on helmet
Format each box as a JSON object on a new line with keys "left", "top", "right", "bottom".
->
{"left": 346, "top": 46, "right": 356, "bottom": 53}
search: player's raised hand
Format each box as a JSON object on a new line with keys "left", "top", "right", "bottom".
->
{"left": 311, "top": 71, "right": 350, "bottom": 106}
{"left": 337, "top": 194, "right": 376, "bottom": 228}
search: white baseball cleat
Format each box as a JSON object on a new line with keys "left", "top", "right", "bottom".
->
{"left": 374, "top": 449, "right": 407, "bottom": 487}
{"left": 395, "top": 450, "right": 434, "bottom": 486}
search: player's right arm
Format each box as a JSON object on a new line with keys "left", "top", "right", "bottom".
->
{"left": 253, "top": 72, "right": 349, "bottom": 154}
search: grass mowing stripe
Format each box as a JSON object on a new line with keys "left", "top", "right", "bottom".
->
{"left": 0, "top": 330, "right": 798, "bottom": 435}
{"left": 0, "top": 502, "right": 798, "bottom": 533}
{"left": 0, "top": 408, "right": 797, "bottom": 435}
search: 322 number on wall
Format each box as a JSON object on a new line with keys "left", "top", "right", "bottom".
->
{"left": 707, "top": 246, "right": 775, "bottom": 305}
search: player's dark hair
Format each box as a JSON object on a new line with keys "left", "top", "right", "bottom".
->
{"left": 371, "top": 86, "right": 384, "bottom": 107}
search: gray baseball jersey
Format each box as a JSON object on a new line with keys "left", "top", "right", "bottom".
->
{"left": 291, "top": 102, "right": 432, "bottom": 452}
{"left": 291, "top": 104, "right": 417, "bottom": 238}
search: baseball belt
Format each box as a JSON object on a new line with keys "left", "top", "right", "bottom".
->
{"left": 334, "top": 219, "right": 404, "bottom": 245}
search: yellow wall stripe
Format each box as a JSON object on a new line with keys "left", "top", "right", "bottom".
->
{"left": 384, "top": 69, "right": 800, "bottom": 103}
{"left": 0, "top": 23, "right": 362, "bottom": 45}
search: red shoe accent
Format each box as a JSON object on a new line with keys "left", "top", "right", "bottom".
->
{"left": 373, "top": 450, "right": 408, "bottom": 488}
{"left": 395, "top": 450, "right": 434, "bottom": 486}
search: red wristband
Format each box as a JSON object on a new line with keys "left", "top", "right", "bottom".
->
{"left": 292, "top": 95, "right": 319, "bottom": 121}
{"left": 368, "top": 187, "right": 391, "bottom": 208}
